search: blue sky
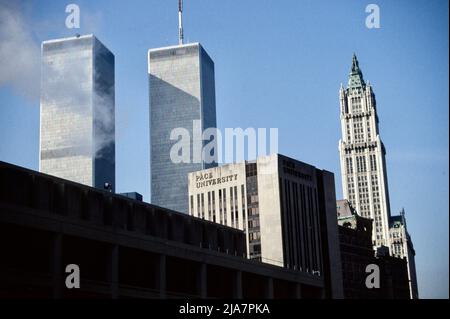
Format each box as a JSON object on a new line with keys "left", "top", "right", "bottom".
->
{"left": 0, "top": 0, "right": 448, "bottom": 298}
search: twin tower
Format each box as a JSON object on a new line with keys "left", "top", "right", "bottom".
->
{"left": 40, "top": 34, "right": 216, "bottom": 214}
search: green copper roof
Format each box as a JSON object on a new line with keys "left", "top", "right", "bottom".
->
{"left": 348, "top": 53, "right": 366, "bottom": 89}
{"left": 390, "top": 209, "right": 408, "bottom": 228}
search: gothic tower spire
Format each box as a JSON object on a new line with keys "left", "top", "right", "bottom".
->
{"left": 348, "top": 53, "right": 365, "bottom": 89}
{"left": 351, "top": 53, "right": 359, "bottom": 72}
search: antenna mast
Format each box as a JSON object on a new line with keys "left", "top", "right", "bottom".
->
{"left": 178, "top": 0, "right": 184, "bottom": 45}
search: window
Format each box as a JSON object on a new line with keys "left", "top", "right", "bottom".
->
{"left": 234, "top": 186, "right": 238, "bottom": 227}
{"left": 223, "top": 189, "right": 227, "bottom": 225}
{"left": 219, "top": 189, "right": 223, "bottom": 224}
{"left": 370, "top": 154, "right": 377, "bottom": 171}
{"left": 241, "top": 185, "right": 246, "bottom": 230}
{"left": 230, "top": 187, "right": 234, "bottom": 227}
{"left": 207, "top": 192, "right": 211, "bottom": 220}
{"left": 201, "top": 193, "right": 205, "bottom": 219}
{"left": 346, "top": 158, "right": 353, "bottom": 174}
{"left": 212, "top": 191, "right": 216, "bottom": 223}
{"left": 197, "top": 194, "right": 201, "bottom": 218}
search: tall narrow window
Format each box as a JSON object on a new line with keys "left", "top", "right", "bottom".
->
{"left": 370, "top": 154, "right": 377, "bottom": 171}
{"left": 234, "top": 186, "right": 238, "bottom": 228}
{"left": 212, "top": 191, "right": 216, "bottom": 223}
{"left": 201, "top": 193, "right": 205, "bottom": 219}
{"left": 218, "top": 189, "right": 223, "bottom": 224}
{"left": 223, "top": 188, "right": 227, "bottom": 225}
{"left": 241, "top": 184, "right": 246, "bottom": 231}
{"left": 197, "top": 194, "right": 201, "bottom": 218}
{"left": 207, "top": 191, "right": 211, "bottom": 221}
{"left": 230, "top": 187, "right": 234, "bottom": 227}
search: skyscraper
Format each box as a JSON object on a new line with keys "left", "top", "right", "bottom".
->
{"left": 147, "top": 1, "right": 217, "bottom": 214}
{"left": 148, "top": 42, "right": 217, "bottom": 214}
{"left": 338, "top": 54, "right": 391, "bottom": 248}
{"left": 338, "top": 54, "right": 418, "bottom": 298}
{"left": 40, "top": 34, "right": 115, "bottom": 191}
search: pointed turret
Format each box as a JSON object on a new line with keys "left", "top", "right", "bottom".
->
{"left": 400, "top": 207, "right": 407, "bottom": 230}
{"left": 339, "top": 82, "right": 347, "bottom": 114}
{"left": 348, "top": 53, "right": 365, "bottom": 89}
{"left": 351, "top": 53, "right": 359, "bottom": 72}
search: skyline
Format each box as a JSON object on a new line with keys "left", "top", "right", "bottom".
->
{"left": 0, "top": 0, "right": 448, "bottom": 299}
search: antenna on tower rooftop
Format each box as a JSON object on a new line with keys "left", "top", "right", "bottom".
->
{"left": 178, "top": 0, "right": 184, "bottom": 45}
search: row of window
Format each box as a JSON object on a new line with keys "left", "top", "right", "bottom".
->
{"left": 248, "top": 219, "right": 260, "bottom": 229}
{"left": 249, "top": 231, "right": 261, "bottom": 241}
{"left": 345, "top": 155, "right": 378, "bottom": 174}
{"left": 344, "top": 115, "right": 375, "bottom": 142}
{"left": 392, "top": 243, "right": 404, "bottom": 256}
{"left": 190, "top": 185, "right": 247, "bottom": 230}
{"left": 356, "top": 156, "right": 367, "bottom": 172}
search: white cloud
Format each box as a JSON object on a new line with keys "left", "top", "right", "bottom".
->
{"left": 0, "top": 0, "right": 40, "bottom": 102}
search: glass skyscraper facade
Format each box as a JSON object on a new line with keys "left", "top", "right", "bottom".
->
{"left": 148, "top": 43, "right": 217, "bottom": 214}
{"left": 40, "top": 34, "right": 115, "bottom": 191}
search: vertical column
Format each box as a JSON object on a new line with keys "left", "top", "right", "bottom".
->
{"left": 197, "top": 263, "right": 207, "bottom": 298}
{"left": 51, "top": 233, "right": 63, "bottom": 299}
{"left": 295, "top": 283, "right": 302, "bottom": 299}
{"left": 386, "top": 270, "right": 394, "bottom": 299}
{"left": 233, "top": 270, "right": 243, "bottom": 299}
{"left": 157, "top": 254, "right": 166, "bottom": 298}
{"left": 265, "top": 277, "right": 274, "bottom": 299}
{"left": 110, "top": 245, "right": 119, "bottom": 299}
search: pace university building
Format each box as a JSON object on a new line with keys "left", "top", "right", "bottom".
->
{"left": 188, "top": 153, "right": 344, "bottom": 299}
{"left": 40, "top": 34, "right": 115, "bottom": 191}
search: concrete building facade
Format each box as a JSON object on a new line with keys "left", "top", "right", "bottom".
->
{"left": 0, "top": 161, "right": 325, "bottom": 299}
{"left": 40, "top": 34, "right": 115, "bottom": 191}
{"left": 188, "top": 153, "right": 344, "bottom": 298}
{"left": 337, "top": 199, "right": 378, "bottom": 298}
{"left": 337, "top": 200, "right": 411, "bottom": 299}
{"left": 148, "top": 43, "right": 217, "bottom": 214}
